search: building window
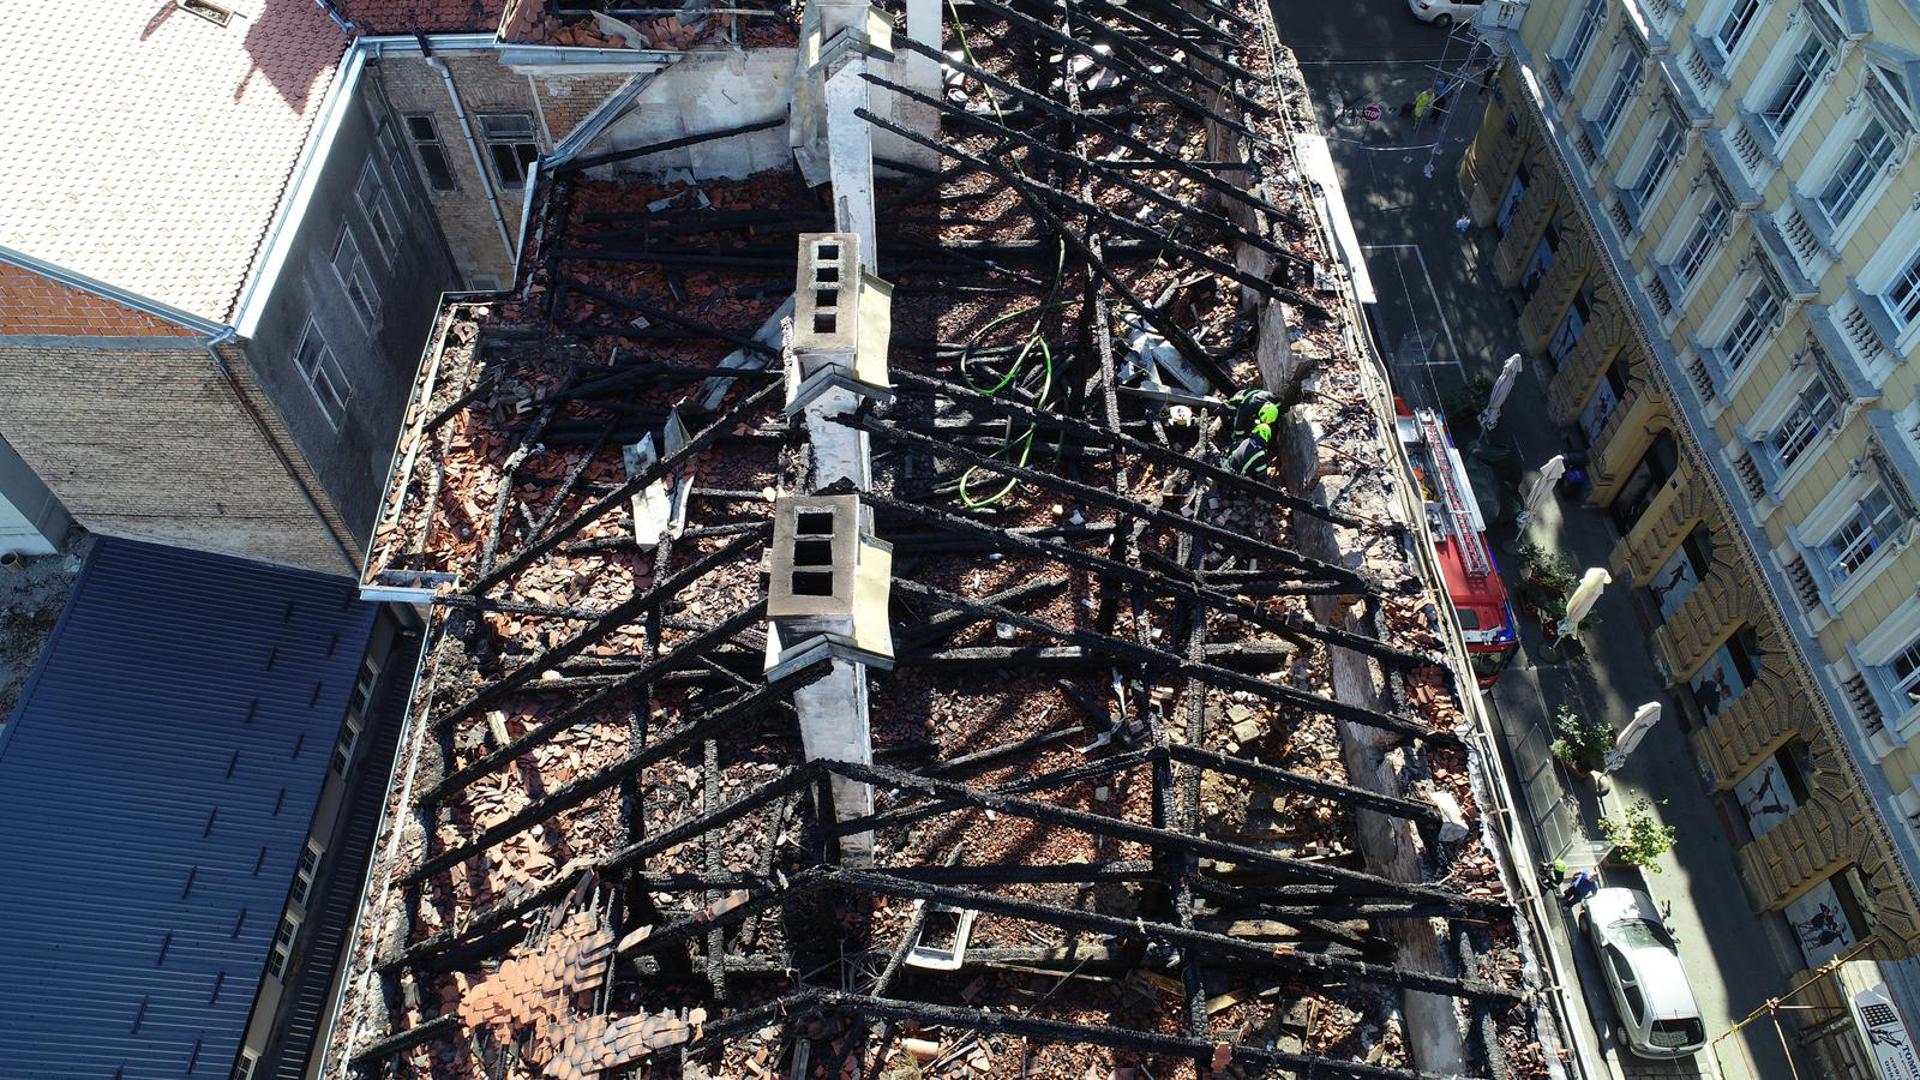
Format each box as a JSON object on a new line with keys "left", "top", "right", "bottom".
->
{"left": 1759, "top": 35, "right": 1830, "bottom": 139}
{"left": 1558, "top": 0, "right": 1607, "bottom": 76}
{"left": 233, "top": 1051, "right": 260, "bottom": 1080}
{"left": 1610, "top": 430, "right": 1679, "bottom": 532}
{"left": 1768, "top": 377, "right": 1838, "bottom": 469}
{"left": 1816, "top": 115, "right": 1896, "bottom": 230}
{"left": 1594, "top": 49, "right": 1646, "bottom": 141}
{"left": 376, "top": 121, "right": 415, "bottom": 207}
{"left": 332, "top": 715, "right": 363, "bottom": 777}
{"left": 331, "top": 227, "right": 379, "bottom": 330}
{"left": 1718, "top": 273, "right": 1785, "bottom": 371}
{"left": 404, "top": 114, "right": 459, "bottom": 192}
{"left": 1674, "top": 192, "right": 1731, "bottom": 289}
{"left": 1881, "top": 250, "right": 1920, "bottom": 333}
{"left": 267, "top": 913, "right": 300, "bottom": 980}
{"left": 293, "top": 321, "right": 350, "bottom": 428}
{"left": 479, "top": 113, "right": 540, "bottom": 189}
{"left": 291, "top": 840, "right": 324, "bottom": 907}
{"left": 1623, "top": 114, "right": 1685, "bottom": 218}
{"left": 349, "top": 655, "right": 380, "bottom": 718}
{"left": 1713, "top": 0, "right": 1763, "bottom": 60}
{"left": 1822, "top": 484, "right": 1901, "bottom": 582}
{"left": 354, "top": 162, "right": 399, "bottom": 263}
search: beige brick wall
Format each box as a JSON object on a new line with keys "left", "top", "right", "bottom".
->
{"left": 533, "top": 73, "right": 633, "bottom": 142}
{"left": 0, "top": 336, "right": 358, "bottom": 575}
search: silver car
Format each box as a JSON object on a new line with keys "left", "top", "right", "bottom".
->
{"left": 1583, "top": 887, "right": 1708, "bottom": 1059}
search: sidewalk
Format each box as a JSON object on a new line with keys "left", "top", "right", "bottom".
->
{"left": 1295, "top": 66, "right": 1798, "bottom": 1079}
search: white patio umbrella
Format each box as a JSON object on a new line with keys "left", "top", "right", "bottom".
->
{"left": 1514, "top": 453, "right": 1567, "bottom": 528}
{"left": 1478, "top": 353, "right": 1524, "bottom": 432}
{"left": 1556, "top": 567, "right": 1611, "bottom": 639}
{"left": 1603, "top": 702, "right": 1664, "bottom": 773}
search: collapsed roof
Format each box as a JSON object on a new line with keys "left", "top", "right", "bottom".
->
{"left": 333, "top": 0, "right": 1549, "bottom": 1076}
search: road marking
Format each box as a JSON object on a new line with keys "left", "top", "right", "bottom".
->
{"left": 1295, "top": 56, "right": 1455, "bottom": 66}
{"left": 1363, "top": 243, "right": 1464, "bottom": 377}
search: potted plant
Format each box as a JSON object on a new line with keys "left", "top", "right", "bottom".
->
{"left": 1549, "top": 705, "right": 1612, "bottom": 777}
{"left": 1598, "top": 800, "right": 1677, "bottom": 872}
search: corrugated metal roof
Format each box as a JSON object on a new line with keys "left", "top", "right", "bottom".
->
{"left": 0, "top": 537, "right": 377, "bottom": 1080}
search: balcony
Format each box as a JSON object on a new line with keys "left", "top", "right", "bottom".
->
{"left": 1780, "top": 192, "right": 1839, "bottom": 278}
{"left": 1620, "top": 0, "right": 1678, "bottom": 53}
{"left": 1703, "top": 129, "right": 1765, "bottom": 209}
{"left": 1805, "top": 302, "right": 1883, "bottom": 402}
{"left": 1729, "top": 108, "right": 1781, "bottom": 182}
{"left": 1750, "top": 213, "right": 1819, "bottom": 301}
{"left": 1685, "top": 31, "right": 1730, "bottom": 94}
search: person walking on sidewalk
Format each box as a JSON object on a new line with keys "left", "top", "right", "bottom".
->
{"left": 1561, "top": 868, "right": 1599, "bottom": 906}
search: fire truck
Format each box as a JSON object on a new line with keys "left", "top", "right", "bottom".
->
{"left": 1394, "top": 400, "right": 1520, "bottom": 687}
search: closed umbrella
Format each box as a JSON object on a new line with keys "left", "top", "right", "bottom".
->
{"left": 1478, "top": 353, "right": 1523, "bottom": 432}
{"left": 1603, "top": 702, "right": 1664, "bottom": 773}
{"left": 1557, "top": 567, "right": 1611, "bottom": 639}
{"left": 1515, "top": 453, "right": 1567, "bottom": 528}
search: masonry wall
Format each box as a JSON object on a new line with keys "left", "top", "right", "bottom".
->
{"left": 244, "top": 79, "right": 460, "bottom": 543}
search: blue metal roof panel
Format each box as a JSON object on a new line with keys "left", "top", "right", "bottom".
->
{"left": 0, "top": 537, "right": 377, "bottom": 1080}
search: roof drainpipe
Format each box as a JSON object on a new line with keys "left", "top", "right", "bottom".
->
{"left": 203, "top": 328, "right": 361, "bottom": 575}
{"left": 419, "top": 36, "right": 518, "bottom": 268}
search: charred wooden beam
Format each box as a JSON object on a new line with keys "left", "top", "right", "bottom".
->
{"left": 553, "top": 114, "right": 787, "bottom": 174}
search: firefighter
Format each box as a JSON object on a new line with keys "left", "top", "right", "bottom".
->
{"left": 1225, "top": 420, "right": 1273, "bottom": 475}
{"left": 1227, "top": 387, "right": 1278, "bottom": 438}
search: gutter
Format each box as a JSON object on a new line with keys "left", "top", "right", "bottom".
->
{"left": 420, "top": 39, "right": 520, "bottom": 267}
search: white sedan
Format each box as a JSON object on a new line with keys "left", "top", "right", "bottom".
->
{"left": 1583, "top": 888, "right": 1709, "bottom": 1059}
{"left": 1407, "top": 0, "right": 1483, "bottom": 26}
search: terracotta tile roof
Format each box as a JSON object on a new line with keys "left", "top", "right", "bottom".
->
{"left": 341, "top": 0, "right": 508, "bottom": 33}
{"left": 0, "top": 3, "right": 347, "bottom": 324}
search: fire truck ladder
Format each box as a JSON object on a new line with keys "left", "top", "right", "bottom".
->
{"left": 1416, "top": 409, "right": 1491, "bottom": 583}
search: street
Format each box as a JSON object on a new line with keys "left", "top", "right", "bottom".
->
{"left": 1268, "top": 2, "right": 1803, "bottom": 1077}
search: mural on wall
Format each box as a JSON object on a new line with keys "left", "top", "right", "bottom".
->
{"left": 1649, "top": 541, "right": 1704, "bottom": 620}
{"left": 1689, "top": 642, "right": 1749, "bottom": 722}
{"left": 1787, "top": 878, "right": 1859, "bottom": 967}
{"left": 1734, "top": 755, "right": 1798, "bottom": 837}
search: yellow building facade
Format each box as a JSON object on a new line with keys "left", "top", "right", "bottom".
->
{"left": 1463, "top": 0, "right": 1920, "bottom": 1065}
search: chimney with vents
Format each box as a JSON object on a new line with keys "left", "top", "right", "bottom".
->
{"left": 764, "top": 494, "right": 892, "bottom": 863}
{"left": 789, "top": 232, "right": 892, "bottom": 489}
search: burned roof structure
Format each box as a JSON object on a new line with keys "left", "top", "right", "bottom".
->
{"left": 332, "top": 0, "right": 1551, "bottom": 1077}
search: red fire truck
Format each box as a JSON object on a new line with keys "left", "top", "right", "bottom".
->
{"left": 1395, "top": 401, "right": 1520, "bottom": 687}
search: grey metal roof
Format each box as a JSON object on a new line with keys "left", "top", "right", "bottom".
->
{"left": 0, "top": 537, "right": 377, "bottom": 1080}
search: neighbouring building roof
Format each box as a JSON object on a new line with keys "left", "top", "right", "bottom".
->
{"left": 0, "top": 4, "right": 348, "bottom": 324}
{"left": 341, "top": 0, "right": 508, "bottom": 33}
{"left": 0, "top": 537, "right": 377, "bottom": 1080}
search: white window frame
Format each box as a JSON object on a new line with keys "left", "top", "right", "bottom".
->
{"left": 1590, "top": 46, "right": 1647, "bottom": 146}
{"left": 1552, "top": 0, "right": 1610, "bottom": 82}
{"left": 332, "top": 713, "right": 364, "bottom": 777}
{"left": 1857, "top": 204, "right": 1920, "bottom": 356}
{"left": 376, "top": 120, "right": 415, "bottom": 209}
{"left": 1714, "top": 270, "right": 1786, "bottom": 374}
{"left": 1812, "top": 110, "right": 1898, "bottom": 243}
{"left": 233, "top": 1050, "right": 260, "bottom": 1080}
{"left": 1662, "top": 184, "right": 1733, "bottom": 297}
{"left": 291, "top": 838, "right": 325, "bottom": 908}
{"left": 1750, "top": 28, "right": 1832, "bottom": 151}
{"left": 1792, "top": 459, "right": 1914, "bottom": 611}
{"left": 1618, "top": 109, "right": 1687, "bottom": 222}
{"left": 330, "top": 226, "right": 380, "bottom": 332}
{"left": 293, "top": 320, "right": 351, "bottom": 430}
{"left": 354, "top": 161, "right": 400, "bottom": 264}
{"left": 1768, "top": 375, "right": 1840, "bottom": 472}
{"left": 267, "top": 911, "right": 302, "bottom": 981}
{"left": 1709, "top": 0, "right": 1767, "bottom": 66}
{"left": 1856, "top": 596, "right": 1920, "bottom": 737}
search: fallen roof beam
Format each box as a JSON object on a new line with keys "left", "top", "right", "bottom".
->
{"left": 471, "top": 378, "right": 784, "bottom": 593}
{"left": 553, "top": 114, "right": 787, "bottom": 174}
{"left": 432, "top": 527, "right": 769, "bottom": 735}
{"left": 1164, "top": 741, "right": 1442, "bottom": 824}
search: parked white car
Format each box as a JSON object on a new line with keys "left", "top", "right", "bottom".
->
{"left": 1407, "top": 0, "right": 1483, "bottom": 26}
{"left": 1583, "top": 888, "right": 1709, "bottom": 1059}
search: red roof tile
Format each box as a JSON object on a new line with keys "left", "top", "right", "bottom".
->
{"left": 0, "top": 3, "right": 348, "bottom": 323}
